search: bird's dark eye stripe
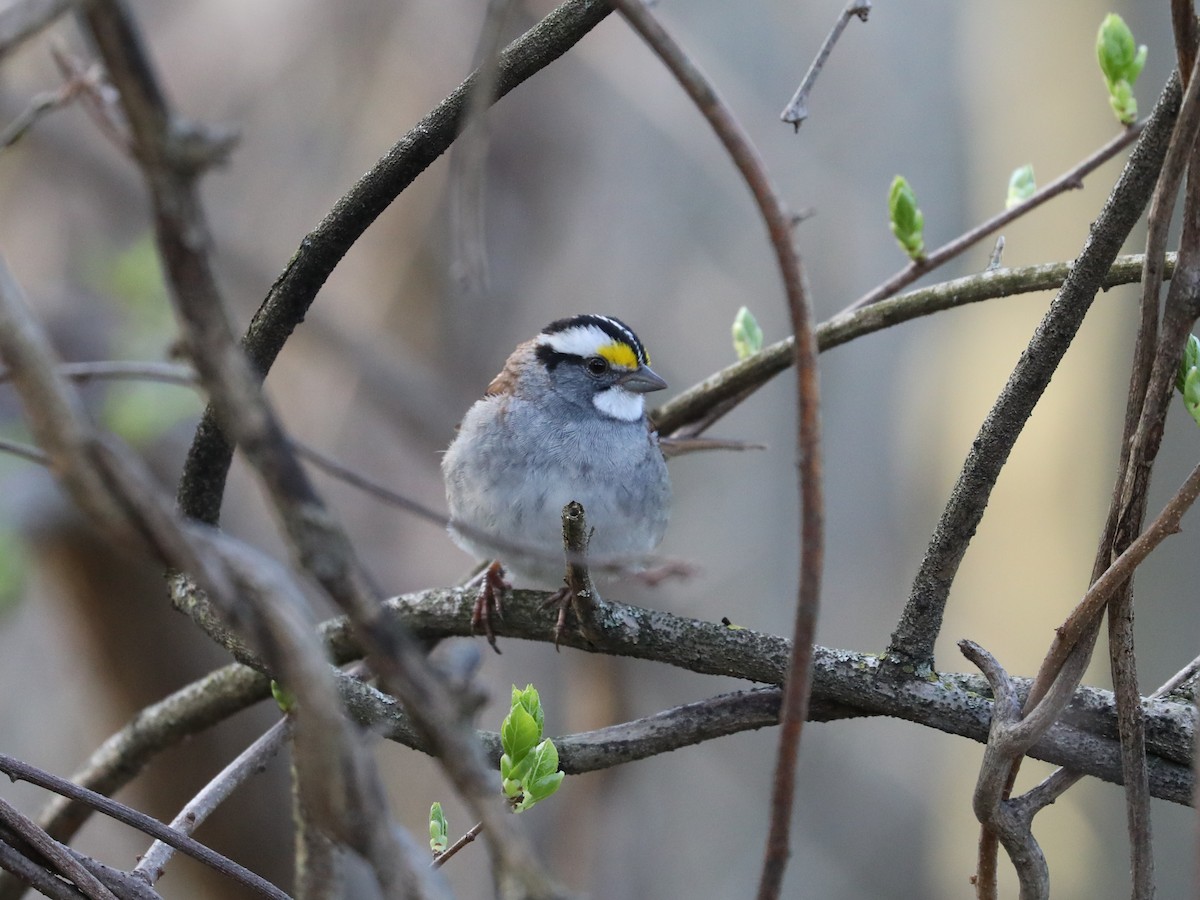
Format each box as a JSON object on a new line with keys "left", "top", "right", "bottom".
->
{"left": 535, "top": 344, "right": 571, "bottom": 372}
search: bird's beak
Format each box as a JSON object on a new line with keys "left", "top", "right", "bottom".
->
{"left": 617, "top": 364, "right": 668, "bottom": 393}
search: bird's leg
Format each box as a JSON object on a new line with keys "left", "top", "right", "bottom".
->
{"left": 548, "top": 501, "right": 603, "bottom": 650}
{"left": 471, "top": 560, "right": 510, "bottom": 654}
{"left": 541, "top": 586, "right": 573, "bottom": 650}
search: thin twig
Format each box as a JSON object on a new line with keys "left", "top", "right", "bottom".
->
{"left": 0, "top": 79, "right": 81, "bottom": 151}
{"left": 292, "top": 439, "right": 447, "bottom": 526}
{"left": 778, "top": 0, "right": 870, "bottom": 129}
{"left": 558, "top": 500, "right": 600, "bottom": 647}
{"left": 1155, "top": 652, "right": 1200, "bottom": 698}
{"left": 0, "top": 360, "right": 197, "bottom": 387}
{"left": 27, "top": 664, "right": 268, "bottom": 856}
{"left": 842, "top": 120, "right": 1148, "bottom": 314}
{"left": 449, "top": 0, "right": 518, "bottom": 297}
{"left": 431, "top": 823, "right": 485, "bottom": 870}
{"left": 0, "top": 753, "right": 287, "bottom": 899}
{"left": 0, "top": 838, "right": 89, "bottom": 900}
{"left": 0, "top": 436, "right": 46, "bottom": 464}
{"left": 0, "top": 797, "right": 117, "bottom": 900}
{"left": 134, "top": 718, "right": 293, "bottom": 884}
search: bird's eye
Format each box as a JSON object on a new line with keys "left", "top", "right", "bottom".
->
{"left": 585, "top": 357, "right": 609, "bottom": 377}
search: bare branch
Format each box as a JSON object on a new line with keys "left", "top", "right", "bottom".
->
{"left": 431, "top": 822, "right": 485, "bottom": 871}
{"left": 778, "top": 0, "right": 870, "bottom": 129}
{"left": 0, "top": 753, "right": 286, "bottom": 899}
{"left": 365, "top": 591, "right": 1195, "bottom": 801}
{"left": 31, "top": 663, "right": 269, "bottom": 852}
{"left": 0, "top": 797, "right": 117, "bottom": 900}
{"left": 0, "top": 837, "right": 90, "bottom": 900}
{"left": 959, "top": 641, "right": 1050, "bottom": 900}
{"left": 77, "top": 3, "right": 559, "bottom": 891}
{"left": 134, "top": 719, "right": 292, "bottom": 885}
{"left": 844, "top": 121, "right": 1149, "bottom": 314}
{"left": 602, "top": 4, "right": 824, "bottom": 895}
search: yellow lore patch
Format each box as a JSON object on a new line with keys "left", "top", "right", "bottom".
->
{"left": 598, "top": 341, "right": 642, "bottom": 369}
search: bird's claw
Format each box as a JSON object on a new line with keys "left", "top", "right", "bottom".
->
{"left": 471, "top": 561, "right": 510, "bottom": 654}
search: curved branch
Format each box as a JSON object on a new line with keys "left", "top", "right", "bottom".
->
{"left": 600, "top": 5, "right": 824, "bottom": 895}
{"left": 175, "top": 0, "right": 613, "bottom": 526}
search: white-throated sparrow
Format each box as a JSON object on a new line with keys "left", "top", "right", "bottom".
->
{"left": 442, "top": 314, "right": 671, "bottom": 649}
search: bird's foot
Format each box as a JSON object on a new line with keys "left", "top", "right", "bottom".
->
{"left": 471, "top": 560, "right": 510, "bottom": 654}
{"left": 542, "top": 586, "right": 574, "bottom": 651}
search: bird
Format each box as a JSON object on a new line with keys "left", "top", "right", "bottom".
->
{"left": 442, "top": 314, "right": 671, "bottom": 651}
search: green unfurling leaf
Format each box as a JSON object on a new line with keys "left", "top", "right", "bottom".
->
{"left": 1177, "top": 334, "right": 1200, "bottom": 427}
{"left": 888, "top": 175, "right": 925, "bottom": 261}
{"left": 497, "top": 683, "right": 564, "bottom": 812}
{"left": 270, "top": 680, "right": 296, "bottom": 713}
{"left": 1096, "top": 14, "right": 1147, "bottom": 125}
{"left": 429, "top": 802, "right": 449, "bottom": 855}
{"left": 513, "top": 740, "right": 564, "bottom": 812}
{"left": 732, "top": 306, "right": 763, "bottom": 360}
{"left": 1005, "top": 165, "right": 1036, "bottom": 209}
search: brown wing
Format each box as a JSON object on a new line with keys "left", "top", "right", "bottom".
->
{"left": 485, "top": 338, "right": 537, "bottom": 397}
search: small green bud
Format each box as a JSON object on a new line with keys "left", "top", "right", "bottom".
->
{"left": 510, "top": 684, "right": 545, "bottom": 735}
{"left": 1005, "top": 165, "right": 1036, "bottom": 209}
{"left": 270, "top": 680, "right": 296, "bottom": 713}
{"left": 1177, "top": 334, "right": 1200, "bottom": 427}
{"left": 888, "top": 175, "right": 925, "bottom": 261}
{"left": 1096, "top": 14, "right": 1147, "bottom": 125}
{"left": 429, "top": 802, "right": 449, "bottom": 855}
{"left": 732, "top": 307, "right": 764, "bottom": 360}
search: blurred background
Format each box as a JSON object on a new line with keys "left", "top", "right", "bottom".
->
{"left": 0, "top": 0, "right": 1194, "bottom": 897}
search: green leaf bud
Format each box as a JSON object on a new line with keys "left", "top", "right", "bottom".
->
{"left": 429, "top": 802, "right": 449, "bottom": 855}
{"left": 1005, "top": 165, "right": 1036, "bottom": 210}
{"left": 1096, "top": 14, "right": 1146, "bottom": 125}
{"left": 732, "top": 306, "right": 764, "bottom": 360}
{"left": 888, "top": 175, "right": 925, "bottom": 261}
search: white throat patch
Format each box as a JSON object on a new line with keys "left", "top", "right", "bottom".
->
{"left": 593, "top": 386, "right": 645, "bottom": 421}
